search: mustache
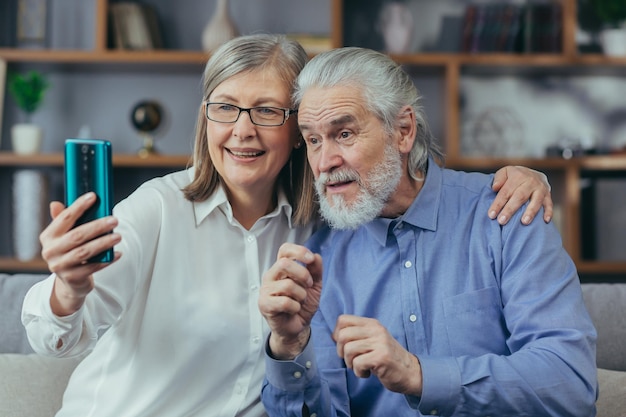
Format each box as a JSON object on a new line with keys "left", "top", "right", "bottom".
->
{"left": 317, "top": 169, "right": 361, "bottom": 188}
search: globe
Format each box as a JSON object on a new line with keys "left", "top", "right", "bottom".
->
{"left": 131, "top": 101, "right": 162, "bottom": 132}
{"left": 130, "top": 100, "right": 163, "bottom": 157}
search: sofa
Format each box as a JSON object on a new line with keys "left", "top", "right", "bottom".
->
{"left": 2, "top": 273, "right": 625, "bottom": 417}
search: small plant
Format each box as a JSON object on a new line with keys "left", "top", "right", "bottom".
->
{"left": 589, "top": 0, "right": 626, "bottom": 28}
{"left": 7, "top": 71, "right": 50, "bottom": 121}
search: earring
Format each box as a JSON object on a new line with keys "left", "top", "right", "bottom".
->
{"left": 294, "top": 141, "right": 302, "bottom": 149}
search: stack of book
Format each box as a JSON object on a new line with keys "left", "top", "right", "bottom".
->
{"left": 460, "top": 2, "right": 562, "bottom": 53}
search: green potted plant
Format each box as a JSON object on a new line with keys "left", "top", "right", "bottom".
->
{"left": 7, "top": 70, "right": 50, "bottom": 154}
{"left": 587, "top": 0, "right": 626, "bottom": 55}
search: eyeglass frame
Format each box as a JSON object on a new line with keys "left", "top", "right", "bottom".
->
{"left": 204, "top": 102, "right": 298, "bottom": 127}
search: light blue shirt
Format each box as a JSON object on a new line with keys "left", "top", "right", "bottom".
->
{"left": 262, "top": 159, "right": 597, "bottom": 416}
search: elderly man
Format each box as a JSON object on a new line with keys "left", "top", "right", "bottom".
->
{"left": 258, "top": 47, "right": 597, "bottom": 417}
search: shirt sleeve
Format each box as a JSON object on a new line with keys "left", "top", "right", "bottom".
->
{"left": 416, "top": 214, "right": 598, "bottom": 416}
{"left": 21, "top": 185, "right": 163, "bottom": 358}
{"left": 262, "top": 336, "right": 347, "bottom": 417}
{"left": 21, "top": 274, "right": 94, "bottom": 357}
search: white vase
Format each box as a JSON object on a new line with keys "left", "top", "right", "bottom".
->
{"left": 201, "top": 0, "right": 239, "bottom": 52}
{"left": 377, "top": 1, "right": 414, "bottom": 54}
{"left": 13, "top": 169, "right": 47, "bottom": 261}
{"left": 11, "top": 123, "right": 43, "bottom": 154}
{"left": 600, "top": 28, "right": 626, "bottom": 56}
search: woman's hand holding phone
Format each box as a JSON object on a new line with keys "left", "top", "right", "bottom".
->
{"left": 40, "top": 138, "right": 122, "bottom": 317}
{"left": 40, "top": 194, "right": 122, "bottom": 317}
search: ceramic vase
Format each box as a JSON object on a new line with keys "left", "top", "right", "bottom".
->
{"left": 11, "top": 123, "right": 43, "bottom": 154}
{"left": 13, "top": 169, "right": 47, "bottom": 261}
{"left": 377, "top": 1, "right": 414, "bottom": 54}
{"left": 201, "top": 0, "right": 239, "bottom": 52}
{"left": 600, "top": 28, "right": 626, "bottom": 56}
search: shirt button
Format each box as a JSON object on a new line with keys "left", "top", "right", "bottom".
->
{"left": 404, "top": 260, "right": 412, "bottom": 268}
{"left": 409, "top": 314, "right": 417, "bottom": 322}
{"left": 305, "top": 361, "right": 312, "bottom": 369}
{"left": 293, "top": 371, "right": 302, "bottom": 379}
{"left": 429, "top": 410, "right": 438, "bottom": 415}
{"left": 250, "top": 284, "right": 258, "bottom": 291}
{"left": 252, "top": 336, "right": 260, "bottom": 344}
{"left": 247, "top": 235, "right": 255, "bottom": 243}
{"left": 310, "top": 414, "right": 317, "bottom": 417}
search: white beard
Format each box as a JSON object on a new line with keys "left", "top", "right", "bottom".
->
{"left": 316, "top": 141, "right": 403, "bottom": 230}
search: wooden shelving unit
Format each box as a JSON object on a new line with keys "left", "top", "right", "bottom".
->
{"left": 1, "top": 0, "right": 625, "bottom": 278}
{"left": 0, "top": 152, "right": 189, "bottom": 272}
{"left": 0, "top": 152, "right": 190, "bottom": 167}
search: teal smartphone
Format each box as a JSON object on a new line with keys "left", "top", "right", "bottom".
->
{"left": 64, "top": 138, "right": 114, "bottom": 263}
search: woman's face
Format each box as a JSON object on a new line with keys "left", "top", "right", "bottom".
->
{"left": 205, "top": 69, "right": 298, "bottom": 198}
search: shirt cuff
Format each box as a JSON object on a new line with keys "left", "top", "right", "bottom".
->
{"left": 22, "top": 274, "right": 85, "bottom": 353}
{"left": 264, "top": 335, "right": 318, "bottom": 392}
{"left": 411, "top": 356, "right": 461, "bottom": 416}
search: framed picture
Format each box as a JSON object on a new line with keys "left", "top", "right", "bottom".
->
{"left": 109, "top": 3, "right": 162, "bottom": 50}
{"left": 17, "top": 0, "right": 47, "bottom": 47}
{"left": 342, "top": 0, "right": 491, "bottom": 54}
{"left": 343, "top": 0, "right": 428, "bottom": 53}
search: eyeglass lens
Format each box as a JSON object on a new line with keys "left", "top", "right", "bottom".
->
{"left": 206, "top": 103, "right": 288, "bottom": 126}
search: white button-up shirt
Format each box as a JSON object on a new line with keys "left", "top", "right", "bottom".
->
{"left": 22, "top": 168, "right": 314, "bottom": 417}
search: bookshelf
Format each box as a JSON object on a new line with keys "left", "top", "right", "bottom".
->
{"left": 0, "top": 0, "right": 330, "bottom": 273}
{"left": 335, "top": 0, "right": 626, "bottom": 281}
{"left": 1, "top": 0, "right": 625, "bottom": 279}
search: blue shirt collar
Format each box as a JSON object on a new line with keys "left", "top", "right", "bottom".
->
{"left": 363, "top": 157, "right": 441, "bottom": 246}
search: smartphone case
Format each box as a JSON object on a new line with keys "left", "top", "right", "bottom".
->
{"left": 64, "top": 138, "right": 114, "bottom": 263}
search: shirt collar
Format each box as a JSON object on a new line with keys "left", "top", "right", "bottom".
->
{"left": 188, "top": 167, "right": 294, "bottom": 229}
{"left": 363, "top": 157, "right": 441, "bottom": 246}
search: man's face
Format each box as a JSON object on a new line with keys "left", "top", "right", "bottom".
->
{"left": 298, "top": 85, "right": 403, "bottom": 229}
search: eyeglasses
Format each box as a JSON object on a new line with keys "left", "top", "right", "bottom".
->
{"left": 205, "top": 102, "right": 297, "bottom": 127}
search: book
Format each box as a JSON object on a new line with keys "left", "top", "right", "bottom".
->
{"left": 0, "top": 59, "right": 5, "bottom": 148}
{"left": 522, "top": 2, "right": 562, "bottom": 53}
{"left": 285, "top": 34, "right": 332, "bottom": 54}
{"left": 109, "top": 2, "right": 163, "bottom": 50}
{"left": 461, "top": 4, "right": 523, "bottom": 53}
{"left": 460, "top": 4, "right": 479, "bottom": 52}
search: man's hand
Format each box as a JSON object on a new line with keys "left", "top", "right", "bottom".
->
{"left": 258, "top": 243, "right": 323, "bottom": 360}
{"left": 333, "top": 315, "right": 423, "bottom": 397}
{"left": 490, "top": 166, "right": 553, "bottom": 225}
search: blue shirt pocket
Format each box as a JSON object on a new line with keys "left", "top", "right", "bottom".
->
{"left": 442, "top": 286, "right": 509, "bottom": 356}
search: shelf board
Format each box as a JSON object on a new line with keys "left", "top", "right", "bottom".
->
{"left": 3, "top": 49, "right": 626, "bottom": 69}
{"left": 382, "top": 53, "right": 626, "bottom": 68}
{"left": 579, "top": 155, "right": 626, "bottom": 171}
{"left": 446, "top": 156, "right": 570, "bottom": 171}
{"left": 0, "top": 152, "right": 190, "bottom": 168}
{"left": 446, "top": 156, "right": 626, "bottom": 171}
{"left": 0, "top": 49, "right": 209, "bottom": 64}
{"left": 577, "top": 261, "right": 626, "bottom": 275}
{"left": 0, "top": 257, "right": 49, "bottom": 274}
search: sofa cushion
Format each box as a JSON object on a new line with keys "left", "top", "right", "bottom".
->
{"left": 0, "top": 274, "right": 48, "bottom": 354}
{"left": 597, "top": 368, "right": 626, "bottom": 417}
{"left": 0, "top": 353, "right": 82, "bottom": 417}
{"left": 582, "top": 283, "right": 626, "bottom": 371}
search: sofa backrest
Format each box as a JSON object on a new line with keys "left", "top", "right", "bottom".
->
{"left": 0, "top": 274, "right": 48, "bottom": 354}
{"left": 2, "top": 274, "right": 626, "bottom": 371}
{"left": 582, "top": 283, "right": 626, "bottom": 371}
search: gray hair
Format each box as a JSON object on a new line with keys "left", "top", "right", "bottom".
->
{"left": 184, "top": 34, "right": 316, "bottom": 226}
{"left": 201, "top": 34, "right": 307, "bottom": 104}
{"left": 293, "top": 47, "right": 444, "bottom": 178}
